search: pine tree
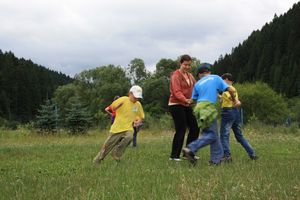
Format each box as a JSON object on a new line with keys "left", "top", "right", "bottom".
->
{"left": 35, "top": 99, "right": 59, "bottom": 133}
{"left": 65, "top": 100, "right": 92, "bottom": 134}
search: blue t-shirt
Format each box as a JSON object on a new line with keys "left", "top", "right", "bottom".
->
{"left": 192, "top": 74, "right": 229, "bottom": 104}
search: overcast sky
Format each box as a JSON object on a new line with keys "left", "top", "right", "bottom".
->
{"left": 0, "top": 0, "right": 298, "bottom": 77}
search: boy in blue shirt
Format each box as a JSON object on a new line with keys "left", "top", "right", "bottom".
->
{"left": 182, "top": 63, "right": 240, "bottom": 165}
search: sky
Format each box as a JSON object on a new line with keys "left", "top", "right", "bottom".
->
{"left": 0, "top": 0, "right": 299, "bottom": 77}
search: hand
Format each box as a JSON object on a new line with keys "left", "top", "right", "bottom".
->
{"left": 233, "top": 100, "right": 241, "bottom": 108}
{"left": 133, "top": 119, "right": 143, "bottom": 127}
{"left": 186, "top": 99, "right": 193, "bottom": 105}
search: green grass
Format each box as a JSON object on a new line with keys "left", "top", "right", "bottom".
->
{"left": 0, "top": 128, "right": 299, "bottom": 200}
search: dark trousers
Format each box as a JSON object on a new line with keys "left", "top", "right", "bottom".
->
{"left": 132, "top": 126, "right": 139, "bottom": 147}
{"left": 169, "top": 105, "right": 199, "bottom": 158}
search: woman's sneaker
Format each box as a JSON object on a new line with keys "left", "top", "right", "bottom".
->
{"left": 169, "top": 157, "right": 181, "bottom": 161}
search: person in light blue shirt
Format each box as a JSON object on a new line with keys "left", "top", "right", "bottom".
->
{"left": 192, "top": 74, "right": 229, "bottom": 104}
{"left": 182, "top": 63, "right": 240, "bottom": 165}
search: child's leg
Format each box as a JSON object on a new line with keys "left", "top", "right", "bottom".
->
{"left": 93, "top": 133, "right": 123, "bottom": 163}
{"left": 208, "top": 120, "right": 223, "bottom": 164}
{"left": 232, "top": 109, "right": 255, "bottom": 156}
{"left": 112, "top": 131, "right": 133, "bottom": 160}
{"left": 132, "top": 127, "right": 138, "bottom": 147}
{"left": 232, "top": 121, "right": 255, "bottom": 156}
{"left": 220, "top": 111, "right": 234, "bottom": 157}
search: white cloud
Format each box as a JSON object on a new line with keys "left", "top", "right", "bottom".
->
{"left": 0, "top": 0, "right": 298, "bottom": 76}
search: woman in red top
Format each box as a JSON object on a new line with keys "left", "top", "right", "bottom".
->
{"left": 168, "top": 54, "right": 199, "bottom": 161}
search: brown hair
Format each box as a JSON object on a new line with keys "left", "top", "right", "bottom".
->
{"left": 221, "top": 73, "right": 234, "bottom": 81}
{"left": 179, "top": 54, "right": 192, "bottom": 64}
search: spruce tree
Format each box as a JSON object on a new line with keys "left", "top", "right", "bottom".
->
{"left": 65, "top": 100, "right": 92, "bottom": 134}
{"left": 35, "top": 99, "right": 59, "bottom": 133}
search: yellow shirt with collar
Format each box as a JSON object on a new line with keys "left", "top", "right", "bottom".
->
{"left": 221, "top": 86, "right": 239, "bottom": 108}
{"left": 110, "top": 96, "right": 145, "bottom": 134}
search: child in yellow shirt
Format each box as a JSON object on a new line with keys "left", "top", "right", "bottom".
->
{"left": 93, "top": 86, "right": 145, "bottom": 164}
{"left": 219, "top": 73, "right": 257, "bottom": 161}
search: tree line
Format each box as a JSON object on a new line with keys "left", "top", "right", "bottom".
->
{"left": 0, "top": 50, "right": 73, "bottom": 124}
{"left": 212, "top": 2, "right": 300, "bottom": 98}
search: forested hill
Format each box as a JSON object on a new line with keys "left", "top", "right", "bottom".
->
{"left": 0, "top": 50, "right": 73, "bottom": 122}
{"left": 212, "top": 2, "right": 300, "bottom": 98}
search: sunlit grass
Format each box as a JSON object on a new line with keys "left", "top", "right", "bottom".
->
{"left": 0, "top": 127, "right": 299, "bottom": 199}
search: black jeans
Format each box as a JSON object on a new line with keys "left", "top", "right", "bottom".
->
{"left": 132, "top": 126, "right": 139, "bottom": 147}
{"left": 169, "top": 105, "right": 199, "bottom": 158}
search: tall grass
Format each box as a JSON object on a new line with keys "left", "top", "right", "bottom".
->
{"left": 0, "top": 127, "right": 299, "bottom": 200}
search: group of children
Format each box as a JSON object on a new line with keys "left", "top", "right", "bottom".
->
{"left": 92, "top": 63, "right": 257, "bottom": 166}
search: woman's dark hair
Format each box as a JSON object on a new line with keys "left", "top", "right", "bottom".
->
{"left": 179, "top": 54, "right": 192, "bottom": 64}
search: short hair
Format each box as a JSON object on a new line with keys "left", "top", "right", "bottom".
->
{"left": 221, "top": 73, "right": 234, "bottom": 81}
{"left": 196, "top": 63, "right": 212, "bottom": 75}
{"left": 179, "top": 54, "right": 192, "bottom": 64}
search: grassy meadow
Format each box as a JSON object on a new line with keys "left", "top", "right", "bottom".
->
{"left": 0, "top": 126, "right": 299, "bottom": 200}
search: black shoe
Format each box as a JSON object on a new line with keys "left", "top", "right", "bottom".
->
{"left": 223, "top": 155, "right": 233, "bottom": 162}
{"left": 249, "top": 155, "right": 258, "bottom": 160}
{"left": 208, "top": 160, "right": 222, "bottom": 166}
{"left": 182, "top": 155, "right": 200, "bottom": 160}
{"left": 182, "top": 148, "right": 197, "bottom": 165}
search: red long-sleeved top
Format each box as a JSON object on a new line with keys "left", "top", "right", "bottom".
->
{"left": 169, "top": 69, "right": 196, "bottom": 107}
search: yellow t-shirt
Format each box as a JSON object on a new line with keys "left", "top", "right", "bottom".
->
{"left": 109, "top": 96, "right": 145, "bottom": 134}
{"left": 221, "top": 86, "right": 239, "bottom": 108}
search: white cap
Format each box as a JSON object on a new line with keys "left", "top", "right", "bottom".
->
{"left": 129, "top": 85, "right": 143, "bottom": 99}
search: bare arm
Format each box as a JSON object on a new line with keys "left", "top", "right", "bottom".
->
{"left": 218, "top": 94, "right": 223, "bottom": 104}
{"left": 104, "top": 107, "right": 113, "bottom": 116}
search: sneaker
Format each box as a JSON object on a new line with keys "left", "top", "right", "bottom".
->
{"left": 208, "top": 160, "right": 222, "bottom": 166}
{"left": 249, "top": 155, "right": 258, "bottom": 160}
{"left": 112, "top": 154, "right": 121, "bottom": 162}
{"left": 182, "top": 148, "right": 197, "bottom": 165}
{"left": 169, "top": 157, "right": 181, "bottom": 161}
{"left": 223, "top": 155, "right": 233, "bottom": 162}
{"left": 92, "top": 157, "right": 102, "bottom": 165}
{"left": 182, "top": 155, "right": 200, "bottom": 160}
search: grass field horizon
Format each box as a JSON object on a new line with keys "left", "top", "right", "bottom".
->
{"left": 0, "top": 126, "right": 299, "bottom": 199}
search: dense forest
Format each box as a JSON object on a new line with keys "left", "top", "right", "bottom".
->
{"left": 212, "top": 2, "right": 300, "bottom": 98}
{"left": 0, "top": 50, "right": 73, "bottom": 123}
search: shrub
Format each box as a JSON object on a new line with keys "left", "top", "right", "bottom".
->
{"left": 143, "top": 113, "right": 173, "bottom": 131}
{"left": 235, "top": 82, "right": 289, "bottom": 124}
{"left": 287, "top": 97, "right": 300, "bottom": 125}
{"left": 0, "top": 118, "right": 18, "bottom": 130}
